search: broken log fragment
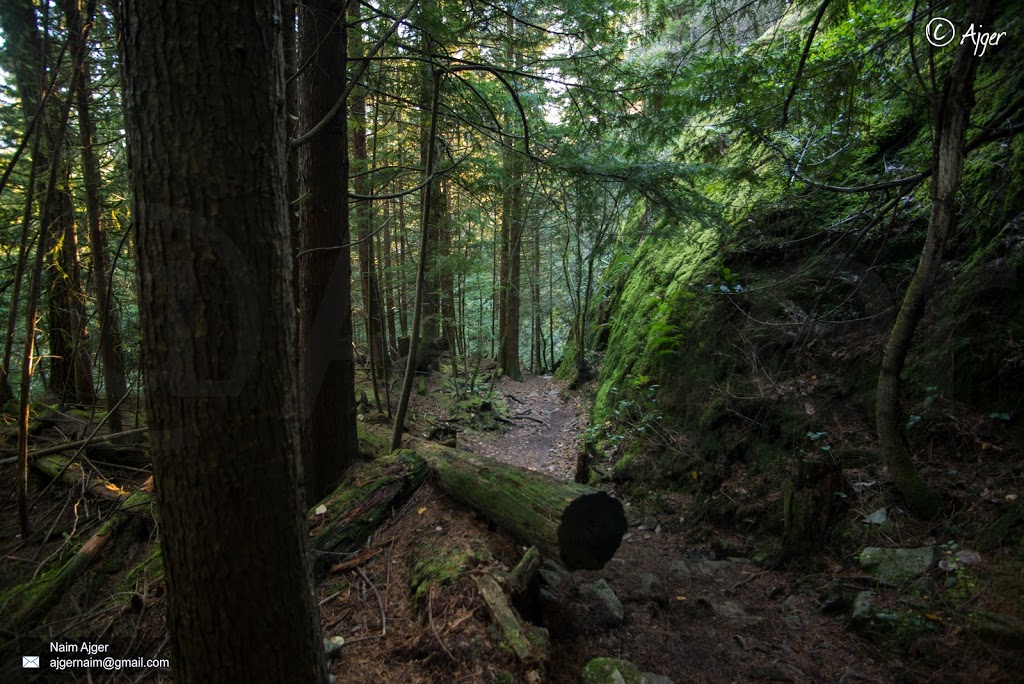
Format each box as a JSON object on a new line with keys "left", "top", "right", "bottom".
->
{"left": 413, "top": 441, "right": 626, "bottom": 570}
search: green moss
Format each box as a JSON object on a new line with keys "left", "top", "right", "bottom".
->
{"left": 120, "top": 543, "right": 164, "bottom": 592}
{"left": 409, "top": 543, "right": 482, "bottom": 605}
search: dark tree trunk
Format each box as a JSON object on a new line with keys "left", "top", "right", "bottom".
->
{"left": 498, "top": 148, "right": 523, "bottom": 380}
{"left": 497, "top": 16, "right": 524, "bottom": 381}
{"left": 46, "top": 173, "right": 94, "bottom": 406}
{"left": 121, "top": 1, "right": 328, "bottom": 680}
{"left": 296, "top": 0, "right": 358, "bottom": 504}
{"left": 349, "top": 0, "right": 386, "bottom": 409}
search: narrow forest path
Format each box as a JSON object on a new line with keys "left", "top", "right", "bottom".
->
{"left": 452, "top": 374, "right": 908, "bottom": 683}
{"left": 460, "top": 372, "right": 586, "bottom": 481}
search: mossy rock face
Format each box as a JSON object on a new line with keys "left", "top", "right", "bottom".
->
{"left": 580, "top": 657, "right": 644, "bottom": 684}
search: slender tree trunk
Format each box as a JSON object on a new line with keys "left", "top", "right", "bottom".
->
{"left": 16, "top": 0, "right": 82, "bottom": 541}
{"left": 532, "top": 218, "right": 542, "bottom": 373}
{"left": 391, "top": 68, "right": 442, "bottom": 451}
{"left": 398, "top": 205, "right": 409, "bottom": 339}
{"left": 382, "top": 198, "right": 399, "bottom": 355}
{"left": 64, "top": 0, "right": 126, "bottom": 429}
{"left": 875, "top": 3, "right": 985, "bottom": 517}
{"left": 296, "top": 0, "right": 358, "bottom": 504}
{"left": 121, "top": 0, "right": 329, "bottom": 679}
{"left": 0, "top": 0, "right": 45, "bottom": 403}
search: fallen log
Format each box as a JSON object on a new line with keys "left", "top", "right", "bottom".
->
{"left": 309, "top": 450, "right": 429, "bottom": 576}
{"left": 411, "top": 441, "right": 626, "bottom": 571}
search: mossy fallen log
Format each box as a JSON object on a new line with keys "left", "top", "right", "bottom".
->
{"left": 309, "top": 450, "right": 430, "bottom": 576}
{"left": 0, "top": 488, "right": 152, "bottom": 634}
{"left": 412, "top": 441, "right": 626, "bottom": 570}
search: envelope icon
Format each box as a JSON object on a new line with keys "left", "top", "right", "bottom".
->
{"left": 23, "top": 656, "right": 40, "bottom": 668}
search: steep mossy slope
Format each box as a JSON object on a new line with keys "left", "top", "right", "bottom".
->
{"left": 587, "top": 4, "right": 1024, "bottom": 524}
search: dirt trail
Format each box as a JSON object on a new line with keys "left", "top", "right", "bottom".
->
{"left": 460, "top": 372, "right": 586, "bottom": 481}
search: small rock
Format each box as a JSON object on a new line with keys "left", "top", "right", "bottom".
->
{"left": 851, "top": 591, "right": 874, "bottom": 622}
{"left": 637, "top": 573, "right": 663, "bottom": 598}
{"left": 580, "top": 657, "right": 644, "bottom": 684}
{"left": 858, "top": 546, "right": 936, "bottom": 583}
{"left": 697, "top": 558, "right": 733, "bottom": 574}
{"left": 668, "top": 560, "right": 692, "bottom": 581}
{"left": 780, "top": 594, "right": 799, "bottom": 612}
{"left": 783, "top": 614, "right": 803, "bottom": 631}
{"left": 642, "top": 515, "right": 658, "bottom": 530}
{"left": 862, "top": 507, "right": 888, "bottom": 525}
{"left": 749, "top": 664, "right": 795, "bottom": 681}
{"left": 540, "top": 569, "right": 564, "bottom": 588}
{"left": 585, "top": 579, "right": 625, "bottom": 622}
{"left": 641, "top": 673, "right": 675, "bottom": 684}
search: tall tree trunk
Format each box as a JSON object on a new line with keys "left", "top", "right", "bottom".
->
{"left": 875, "top": 2, "right": 986, "bottom": 518}
{"left": 349, "top": 0, "right": 385, "bottom": 410}
{"left": 498, "top": 146, "right": 524, "bottom": 380}
{"left": 497, "top": 16, "right": 523, "bottom": 381}
{"left": 531, "top": 218, "right": 542, "bottom": 373}
{"left": 64, "top": 0, "right": 126, "bottom": 429}
{"left": 418, "top": 38, "right": 443, "bottom": 353}
{"left": 120, "top": 1, "right": 329, "bottom": 680}
{"left": 296, "top": 0, "right": 358, "bottom": 504}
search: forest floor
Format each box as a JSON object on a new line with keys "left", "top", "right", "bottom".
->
{"left": 339, "top": 369, "right": 1023, "bottom": 683}
{"left": 1, "top": 370, "right": 1022, "bottom": 682}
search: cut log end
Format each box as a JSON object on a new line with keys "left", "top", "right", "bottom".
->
{"left": 558, "top": 492, "right": 626, "bottom": 570}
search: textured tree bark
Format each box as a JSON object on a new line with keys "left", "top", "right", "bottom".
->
{"left": 296, "top": 0, "right": 358, "bottom": 505}
{"left": 121, "top": 1, "right": 328, "bottom": 680}
{"left": 415, "top": 440, "right": 626, "bottom": 570}
{"left": 875, "top": 2, "right": 986, "bottom": 518}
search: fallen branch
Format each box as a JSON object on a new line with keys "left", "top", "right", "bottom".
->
{"left": 0, "top": 427, "right": 149, "bottom": 466}
{"left": 512, "top": 414, "right": 546, "bottom": 425}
